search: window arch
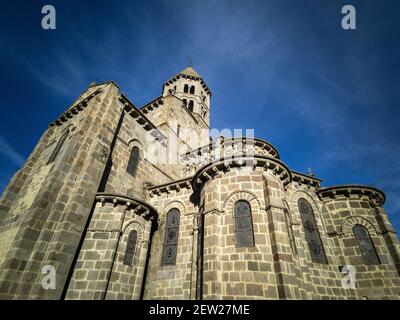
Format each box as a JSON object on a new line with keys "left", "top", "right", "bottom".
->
{"left": 190, "top": 85, "right": 195, "bottom": 94}
{"left": 184, "top": 84, "right": 189, "bottom": 93}
{"left": 188, "top": 100, "right": 194, "bottom": 112}
{"left": 353, "top": 224, "right": 380, "bottom": 265}
{"left": 127, "top": 146, "right": 140, "bottom": 177}
{"left": 234, "top": 200, "right": 255, "bottom": 247}
{"left": 123, "top": 230, "right": 138, "bottom": 266}
{"left": 182, "top": 99, "right": 187, "bottom": 107}
{"left": 298, "top": 198, "right": 327, "bottom": 264}
{"left": 161, "top": 208, "right": 180, "bottom": 265}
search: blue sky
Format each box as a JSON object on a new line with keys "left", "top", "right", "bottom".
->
{"left": 0, "top": 0, "right": 399, "bottom": 234}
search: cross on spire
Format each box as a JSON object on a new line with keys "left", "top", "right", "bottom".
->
{"left": 187, "top": 56, "right": 193, "bottom": 66}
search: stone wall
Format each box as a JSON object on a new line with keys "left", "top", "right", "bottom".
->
{"left": 0, "top": 82, "right": 121, "bottom": 299}
{"left": 144, "top": 184, "right": 198, "bottom": 300}
{"left": 65, "top": 197, "right": 153, "bottom": 300}
{"left": 0, "top": 71, "right": 399, "bottom": 300}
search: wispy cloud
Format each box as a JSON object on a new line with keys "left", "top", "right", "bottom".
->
{"left": 0, "top": 134, "right": 25, "bottom": 167}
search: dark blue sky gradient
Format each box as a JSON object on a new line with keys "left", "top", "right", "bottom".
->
{"left": 0, "top": 0, "right": 399, "bottom": 233}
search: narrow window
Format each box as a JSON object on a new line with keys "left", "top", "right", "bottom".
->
{"left": 48, "top": 130, "right": 69, "bottom": 164}
{"left": 123, "top": 230, "right": 138, "bottom": 266}
{"left": 188, "top": 100, "right": 194, "bottom": 112}
{"left": 284, "top": 209, "right": 297, "bottom": 254}
{"left": 234, "top": 200, "right": 255, "bottom": 247}
{"left": 127, "top": 146, "right": 140, "bottom": 177}
{"left": 161, "top": 208, "right": 180, "bottom": 265}
{"left": 298, "top": 198, "right": 328, "bottom": 264}
{"left": 190, "top": 85, "right": 195, "bottom": 94}
{"left": 184, "top": 84, "right": 189, "bottom": 93}
{"left": 353, "top": 224, "right": 380, "bottom": 265}
{"left": 183, "top": 99, "right": 187, "bottom": 107}
{"left": 177, "top": 124, "right": 181, "bottom": 138}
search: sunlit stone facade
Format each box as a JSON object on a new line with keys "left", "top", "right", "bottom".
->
{"left": 0, "top": 67, "right": 399, "bottom": 299}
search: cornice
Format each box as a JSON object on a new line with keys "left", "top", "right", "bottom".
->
{"left": 95, "top": 192, "right": 157, "bottom": 220}
{"left": 140, "top": 96, "right": 165, "bottom": 114}
{"left": 49, "top": 87, "right": 103, "bottom": 127}
{"left": 148, "top": 177, "right": 193, "bottom": 197}
{"left": 181, "top": 137, "right": 280, "bottom": 161}
{"left": 163, "top": 73, "right": 211, "bottom": 96}
{"left": 118, "top": 94, "right": 166, "bottom": 144}
{"left": 317, "top": 185, "right": 385, "bottom": 206}
{"left": 292, "top": 170, "right": 321, "bottom": 188}
{"left": 191, "top": 155, "right": 292, "bottom": 194}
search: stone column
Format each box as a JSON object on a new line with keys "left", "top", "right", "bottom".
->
{"left": 132, "top": 218, "right": 153, "bottom": 299}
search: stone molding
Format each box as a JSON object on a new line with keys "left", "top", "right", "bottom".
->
{"left": 148, "top": 177, "right": 192, "bottom": 197}
{"left": 181, "top": 137, "right": 280, "bottom": 163}
{"left": 49, "top": 87, "right": 103, "bottom": 127}
{"left": 223, "top": 190, "right": 262, "bottom": 213}
{"left": 317, "top": 185, "right": 385, "bottom": 206}
{"left": 191, "top": 155, "right": 292, "bottom": 194}
{"left": 95, "top": 192, "right": 157, "bottom": 221}
{"left": 292, "top": 170, "right": 321, "bottom": 188}
{"left": 163, "top": 72, "right": 211, "bottom": 95}
{"left": 118, "top": 93, "right": 166, "bottom": 144}
{"left": 341, "top": 216, "right": 379, "bottom": 237}
{"left": 140, "top": 96, "right": 165, "bottom": 114}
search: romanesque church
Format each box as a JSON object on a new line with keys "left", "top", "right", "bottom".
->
{"left": 0, "top": 67, "right": 399, "bottom": 299}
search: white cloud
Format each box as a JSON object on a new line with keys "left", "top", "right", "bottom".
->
{"left": 0, "top": 134, "right": 25, "bottom": 167}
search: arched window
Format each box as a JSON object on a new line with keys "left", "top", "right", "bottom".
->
{"left": 184, "top": 84, "right": 189, "bottom": 93}
{"left": 127, "top": 146, "right": 140, "bottom": 177}
{"left": 123, "top": 230, "right": 138, "bottom": 266}
{"left": 353, "top": 224, "right": 380, "bottom": 265}
{"left": 298, "top": 198, "right": 327, "bottom": 264}
{"left": 188, "top": 100, "right": 194, "bottom": 112}
{"left": 183, "top": 99, "right": 187, "bottom": 107}
{"left": 161, "top": 208, "right": 180, "bottom": 265}
{"left": 48, "top": 130, "right": 69, "bottom": 164}
{"left": 190, "top": 85, "right": 195, "bottom": 94}
{"left": 234, "top": 200, "right": 255, "bottom": 247}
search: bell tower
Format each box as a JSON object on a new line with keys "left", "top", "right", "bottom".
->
{"left": 162, "top": 66, "right": 211, "bottom": 129}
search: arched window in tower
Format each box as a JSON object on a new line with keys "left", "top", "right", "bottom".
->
{"left": 161, "top": 208, "right": 180, "bottom": 265}
{"left": 353, "top": 224, "right": 380, "bottom": 265}
{"left": 188, "top": 100, "right": 194, "bottom": 112}
{"left": 127, "top": 146, "right": 140, "bottom": 177}
{"left": 182, "top": 99, "right": 187, "bottom": 107}
{"left": 123, "top": 230, "right": 138, "bottom": 266}
{"left": 234, "top": 200, "right": 255, "bottom": 247}
{"left": 190, "top": 85, "right": 195, "bottom": 94}
{"left": 184, "top": 84, "right": 189, "bottom": 93}
{"left": 298, "top": 198, "right": 328, "bottom": 264}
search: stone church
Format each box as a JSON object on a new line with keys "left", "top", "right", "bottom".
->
{"left": 0, "top": 66, "right": 399, "bottom": 300}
